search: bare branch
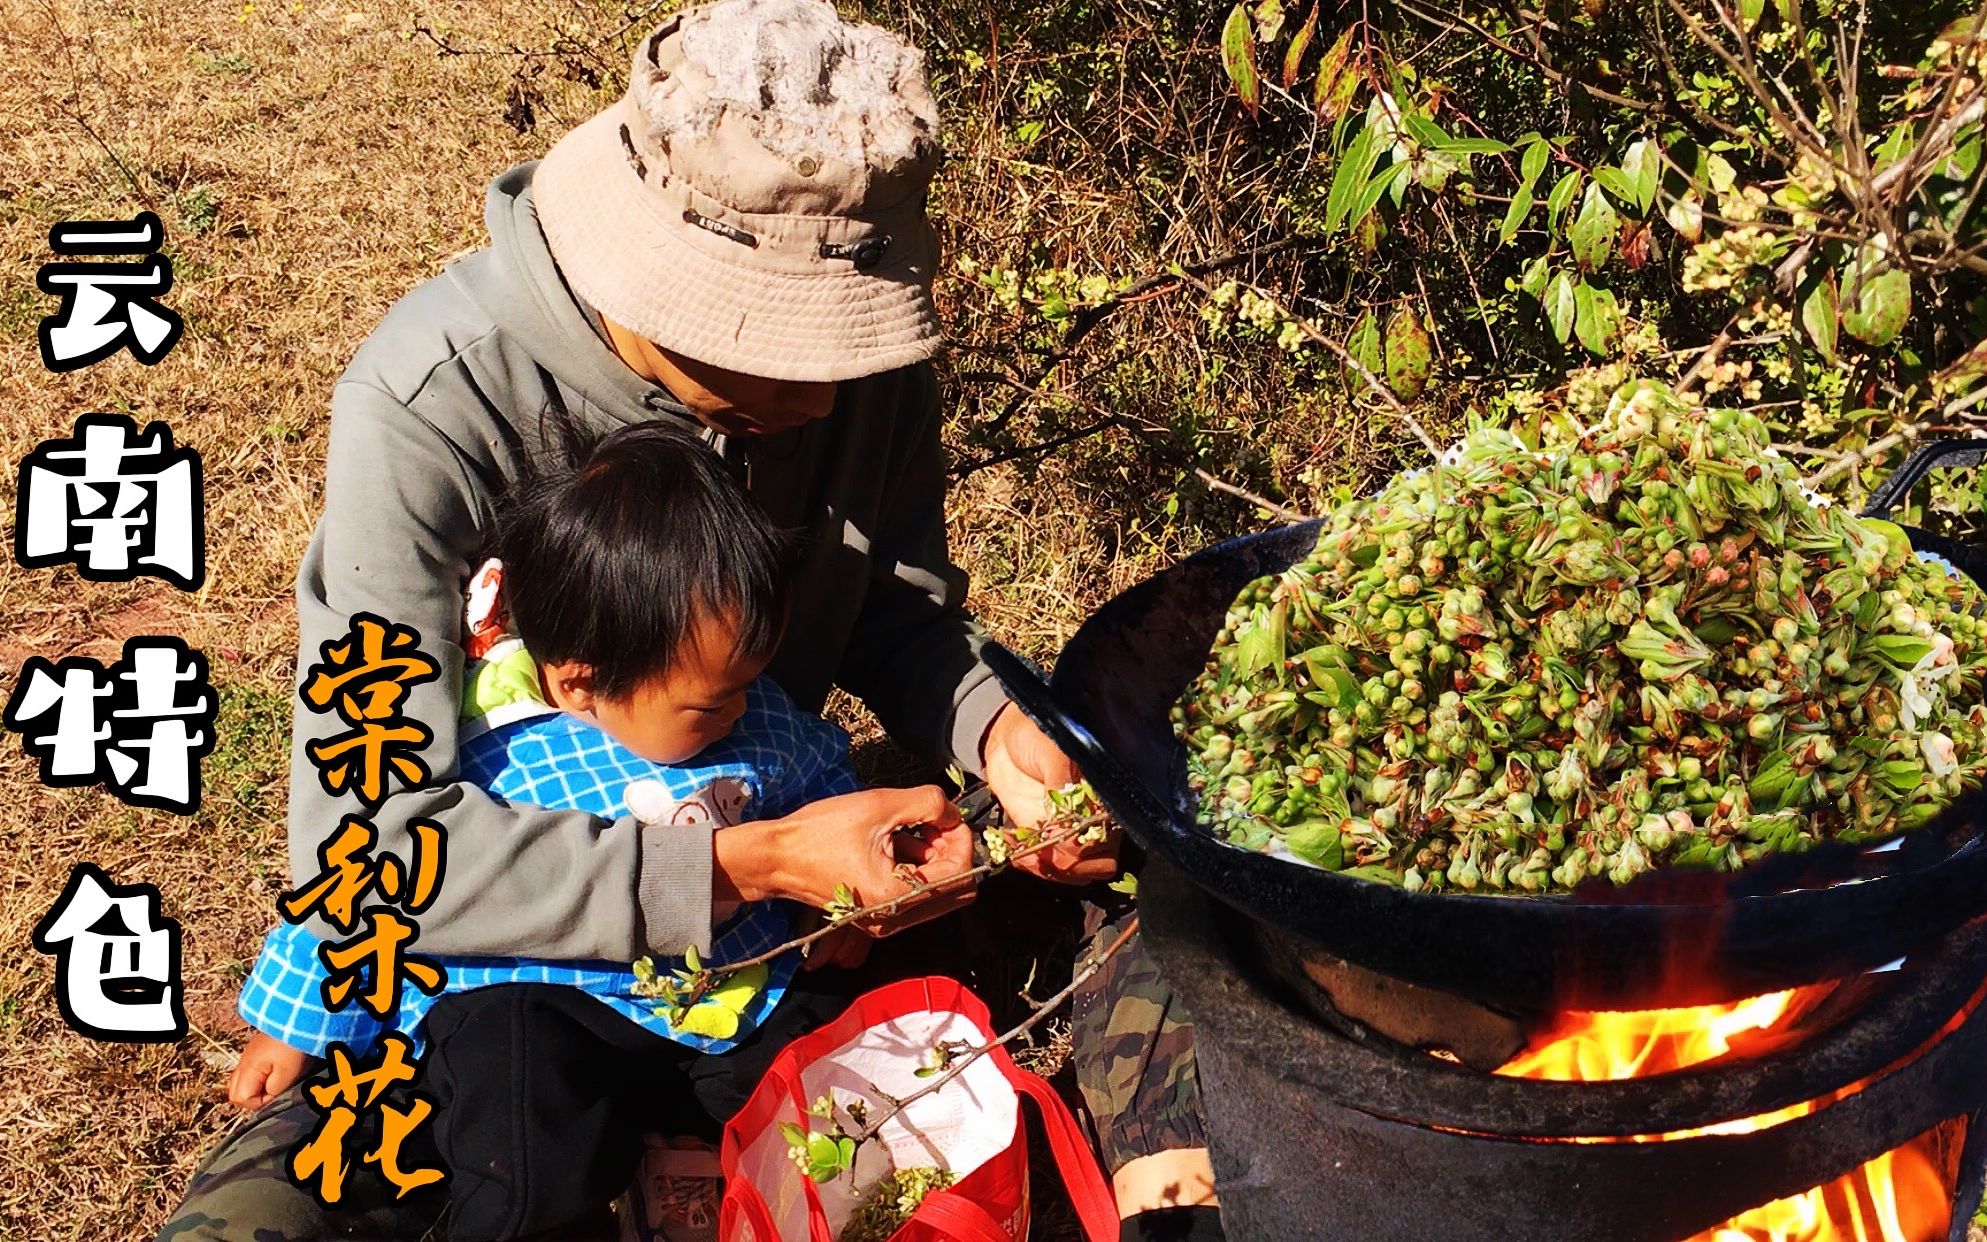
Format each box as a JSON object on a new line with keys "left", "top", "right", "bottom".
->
{"left": 848, "top": 917, "right": 1142, "bottom": 1145}
{"left": 1194, "top": 468, "right": 1313, "bottom": 522}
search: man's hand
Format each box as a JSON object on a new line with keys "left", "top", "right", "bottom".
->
{"left": 981, "top": 700, "right": 1120, "bottom": 884}
{"left": 721, "top": 786, "right": 978, "bottom": 936}
{"left": 229, "top": 1031, "right": 309, "bottom": 1112}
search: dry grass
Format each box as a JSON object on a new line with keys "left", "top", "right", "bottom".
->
{"left": 0, "top": 2, "right": 629, "bottom": 1236}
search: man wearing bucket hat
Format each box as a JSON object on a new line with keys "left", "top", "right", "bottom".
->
{"left": 153, "top": 2, "right": 1219, "bottom": 1240}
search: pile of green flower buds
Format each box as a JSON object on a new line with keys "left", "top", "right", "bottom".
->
{"left": 841, "top": 1166, "right": 957, "bottom": 1242}
{"left": 1175, "top": 380, "right": 1987, "bottom": 894}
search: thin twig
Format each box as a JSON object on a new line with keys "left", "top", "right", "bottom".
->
{"left": 1395, "top": 0, "right": 1659, "bottom": 113}
{"left": 951, "top": 413, "right": 1138, "bottom": 478}
{"left": 1676, "top": 314, "right": 1744, "bottom": 394}
{"left": 976, "top": 237, "right": 1308, "bottom": 441}
{"left": 1194, "top": 467, "right": 1313, "bottom": 522}
{"left": 1804, "top": 425, "right": 1925, "bottom": 488}
{"left": 40, "top": 0, "right": 154, "bottom": 208}
{"left": 1171, "top": 269, "right": 1444, "bottom": 458}
{"left": 849, "top": 916, "right": 1142, "bottom": 1145}
{"left": 704, "top": 815, "right": 1109, "bottom": 976}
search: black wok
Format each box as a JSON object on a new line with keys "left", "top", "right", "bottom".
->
{"left": 983, "top": 462, "right": 1987, "bottom": 1012}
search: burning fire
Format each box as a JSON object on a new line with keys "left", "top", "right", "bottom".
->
{"left": 1494, "top": 987, "right": 1952, "bottom": 1242}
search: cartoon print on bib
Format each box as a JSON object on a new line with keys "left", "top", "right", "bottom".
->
{"left": 632, "top": 775, "right": 767, "bottom": 1040}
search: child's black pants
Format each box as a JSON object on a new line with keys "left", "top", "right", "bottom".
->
{"left": 422, "top": 971, "right": 855, "bottom": 1241}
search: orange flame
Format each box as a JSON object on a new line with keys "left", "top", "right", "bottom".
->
{"left": 1494, "top": 988, "right": 1952, "bottom": 1242}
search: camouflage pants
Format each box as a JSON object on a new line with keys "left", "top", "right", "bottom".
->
{"left": 1070, "top": 899, "right": 1208, "bottom": 1175}
{"left": 153, "top": 1077, "right": 449, "bottom": 1242}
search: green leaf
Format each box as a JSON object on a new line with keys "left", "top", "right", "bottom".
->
{"left": 1221, "top": 4, "right": 1261, "bottom": 117}
{"left": 1344, "top": 308, "right": 1383, "bottom": 382}
{"left": 1383, "top": 307, "right": 1433, "bottom": 398}
{"left": 1401, "top": 111, "right": 1449, "bottom": 150}
{"left": 1737, "top": 0, "right": 1765, "bottom": 27}
{"left": 805, "top": 1133, "right": 846, "bottom": 1182}
{"left": 1433, "top": 136, "right": 1511, "bottom": 155}
{"left": 1253, "top": 0, "right": 1287, "bottom": 43}
{"left": 1282, "top": 3, "right": 1318, "bottom": 89}
{"left": 1498, "top": 183, "right": 1534, "bottom": 246}
{"left": 1704, "top": 153, "right": 1737, "bottom": 195}
{"left": 1801, "top": 276, "right": 1839, "bottom": 361}
{"left": 1415, "top": 153, "right": 1459, "bottom": 194}
{"left": 1692, "top": 616, "right": 1743, "bottom": 645}
{"left": 1544, "top": 269, "right": 1577, "bottom": 344}
{"left": 1521, "top": 137, "right": 1551, "bottom": 185}
{"left": 1747, "top": 751, "right": 1796, "bottom": 807}
{"left": 780, "top": 1122, "right": 810, "bottom": 1149}
{"left": 1594, "top": 165, "right": 1639, "bottom": 206}
{"left": 1569, "top": 183, "right": 1618, "bottom": 272}
{"left": 1574, "top": 282, "right": 1619, "bottom": 356}
{"left": 1349, "top": 159, "right": 1411, "bottom": 227}
{"left": 1841, "top": 246, "right": 1911, "bottom": 347}
{"left": 678, "top": 1002, "right": 742, "bottom": 1039}
{"left": 1872, "top": 122, "right": 1916, "bottom": 180}
{"left": 1322, "top": 53, "right": 1361, "bottom": 121}
{"left": 1233, "top": 604, "right": 1287, "bottom": 680}
{"left": 1342, "top": 863, "right": 1404, "bottom": 886}
{"left": 1311, "top": 27, "right": 1359, "bottom": 117}
{"left": 1868, "top": 634, "right": 1935, "bottom": 667}
{"left": 1300, "top": 645, "right": 1359, "bottom": 706}
{"left": 1545, "top": 169, "right": 1582, "bottom": 226}
{"left": 1324, "top": 124, "right": 1377, "bottom": 233}
{"left": 1518, "top": 255, "right": 1551, "bottom": 300}
{"left": 1286, "top": 819, "right": 1346, "bottom": 869}
{"left": 1622, "top": 138, "right": 1660, "bottom": 214}
{"left": 683, "top": 943, "right": 701, "bottom": 973}
{"left": 1107, "top": 872, "right": 1139, "bottom": 896}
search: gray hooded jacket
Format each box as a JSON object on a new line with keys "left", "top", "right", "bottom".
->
{"left": 287, "top": 164, "right": 1005, "bottom": 958}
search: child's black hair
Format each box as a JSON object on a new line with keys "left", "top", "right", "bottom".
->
{"left": 496, "top": 421, "right": 791, "bottom": 701}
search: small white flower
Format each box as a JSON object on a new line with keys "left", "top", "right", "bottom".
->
{"left": 1923, "top": 732, "right": 1959, "bottom": 777}
{"left": 1899, "top": 672, "right": 1935, "bottom": 731}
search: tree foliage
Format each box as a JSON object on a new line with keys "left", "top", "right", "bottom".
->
{"left": 875, "top": 0, "right": 1987, "bottom": 533}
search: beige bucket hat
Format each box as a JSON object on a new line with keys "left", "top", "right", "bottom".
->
{"left": 533, "top": 0, "right": 944, "bottom": 384}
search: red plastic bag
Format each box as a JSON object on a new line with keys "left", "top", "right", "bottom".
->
{"left": 720, "top": 976, "right": 1119, "bottom": 1242}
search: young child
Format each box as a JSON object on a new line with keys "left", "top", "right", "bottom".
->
{"left": 231, "top": 422, "right": 959, "bottom": 1240}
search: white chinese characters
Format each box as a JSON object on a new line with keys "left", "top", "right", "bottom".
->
{"left": 35, "top": 212, "right": 184, "bottom": 371}
{"left": 4, "top": 638, "right": 217, "bottom": 815}
{"left": 16, "top": 413, "right": 204, "bottom": 589}
{"left": 32, "top": 863, "right": 186, "bottom": 1041}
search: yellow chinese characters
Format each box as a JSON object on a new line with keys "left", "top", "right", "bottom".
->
{"left": 301, "top": 614, "right": 438, "bottom": 807}
{"left": 290, "top": 1034, "right": 445, "bottom": 1204}
{"left": 281, "top": 815, "right": 447, "bottom": 1022}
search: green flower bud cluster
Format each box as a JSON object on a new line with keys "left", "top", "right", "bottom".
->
{"left": 841, "top": 1166, "right": 958, "bottom": 1242}
{"left": 1173, "top": 378, "right": 1987, "bottom": 894}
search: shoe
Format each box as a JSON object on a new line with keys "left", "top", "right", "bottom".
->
{"left": 618, "top": 1134, "right": 723, "bottom": 1242}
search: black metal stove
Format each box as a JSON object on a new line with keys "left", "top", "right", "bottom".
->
{"left": 1141, "top": 855, "right": 1987, "bottom": 1239}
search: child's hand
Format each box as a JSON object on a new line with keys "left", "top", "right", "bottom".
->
{"left": 229, "top": 1031, "right": 309, "bottom": 1112}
